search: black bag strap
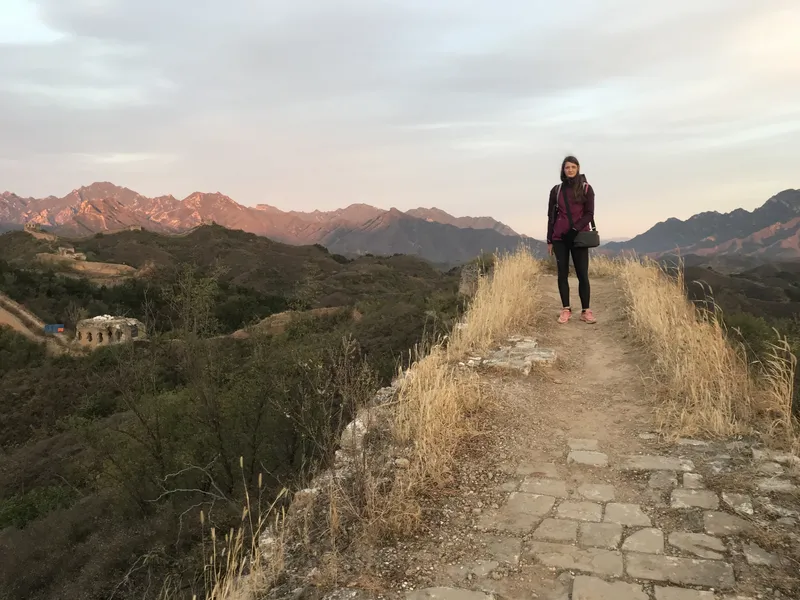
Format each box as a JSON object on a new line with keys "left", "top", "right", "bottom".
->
{"left": 556, "top": 183, "right": 597, "bottom": 231}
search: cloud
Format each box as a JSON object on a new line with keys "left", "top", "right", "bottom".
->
{"left": 0, "top": 0, "right": 798, "bottom": 237}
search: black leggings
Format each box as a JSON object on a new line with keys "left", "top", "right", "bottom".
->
{"left": 552, "top": 241, "right": 590, "bottom": 310}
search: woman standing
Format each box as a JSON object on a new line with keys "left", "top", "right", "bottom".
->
{"left": 546, "top": 156, "right": 597, "bottom": 324}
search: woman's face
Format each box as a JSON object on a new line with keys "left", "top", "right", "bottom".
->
{"left": 563, "top": 161, "right": 579, "bottom": 178}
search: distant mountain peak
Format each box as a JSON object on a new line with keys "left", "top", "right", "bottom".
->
{"left": 604, "top": 188, "right": 800, "bottom": 260}
{"left": 0, "top": 181, "right": 539, "bottom": 266}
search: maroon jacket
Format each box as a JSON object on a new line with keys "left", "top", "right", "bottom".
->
{"left": 546, "top": 182, "right": 595, "bottom": 243}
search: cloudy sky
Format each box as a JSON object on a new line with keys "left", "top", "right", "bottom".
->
{"left": 1, "top": 1, "right": 798, "bottom": 239}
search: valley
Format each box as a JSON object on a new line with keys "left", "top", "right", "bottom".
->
{"left": 0, "top": 224, "right": 466, "bottom": 600}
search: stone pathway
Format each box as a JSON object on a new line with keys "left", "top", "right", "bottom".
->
{"left": 316, "top": 276, "right": 800, "bottom": 600}
{"left": 400, "top": 435, "right": 798, "bottom": 600}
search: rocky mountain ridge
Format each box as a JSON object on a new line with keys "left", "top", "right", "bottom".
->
{"left": 1, "top": 182, "right": 533, "bottom": 266}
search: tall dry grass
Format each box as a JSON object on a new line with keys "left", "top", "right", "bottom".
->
{"left": 617, "top": 256, "right": 797, "bottom": 443}
{"left": 447, "top": 246, "right": 541, "bottom": 357}
{"left": 171, "top": 247, "right": 544, "bottom": 598}
{"left": 375, "top": 245, "right": 542, "bottom": 531}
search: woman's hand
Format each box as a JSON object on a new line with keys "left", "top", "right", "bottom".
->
{"left": 548, "top": 243, "right": 553, "bottom": 256}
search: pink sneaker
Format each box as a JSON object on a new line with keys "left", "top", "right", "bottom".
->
{"left": 580, "top": 309, "right": 597, "bottom": 324}
{"left": 558, "top": 308, "right": 572, "bottom": 324}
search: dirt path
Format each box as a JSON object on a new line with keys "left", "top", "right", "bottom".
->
{"left": 0, "top": 303, "right": 40, "bottom": 341}
{"left": 339, "top": 275, "right": 800, "bottom": 600}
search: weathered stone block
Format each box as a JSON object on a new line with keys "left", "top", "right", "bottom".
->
{"left": 604, "top": 503, "right": 651, "bottom": 526}
{"left": 649, "top": 471, "right": 678, "bottom": 490}
{"left": 477, "top": 493, "right": 555, "bottom": 533}
{"left": 579, "top": 522, "right": 622, "bottom": 549}
{"left": 625, "top": 553, "right": 735, "bottom": 589}
{"left": 721, "top": 492, "right": 753, "bottom": 516}
{"left": 556, "top": 501, "right": 603, "bottom": 522}
{"left": 527, "top": 542, "right": 623, "bottom": 577}
{"left": 743, "top": 542, "right": 779, "bottom": 566}
{"left": 622, "top": 528, "right": 664, "bottom": 554}
{"left": 671, "top": 489, "right": 719, "bottom": 509}
{"left": 756, "top": 478, "right": 798, "bottom": 493}
{"left": 668, "top": 532, "right": 725, "bottom": 560}
{"left": 619, "top": 455, "right": 695, "bottom": 472}
{"left": 406, "top": 588, "right": 495, "bottom": 600}
{"left": 568, "top": 451, "right": 608, "bottom": 467}
{"left": 520, "top": 478, "right": 568, "bottom": 497}
{"left": 572, "top": 576, "right": 647, "bottom": 600}
{"left": 532, "top": 518, "right": 578, "bottom": 543}
{"left": 703, "top": 511, "right": 751, "bottom": 536}
{"left": 654, "top": 587, "right": 715, "bottom": 600}
{"left": 682, "top": 473, "right": 704, "bottom": 489}
{"left": 577, "top": 483, "right": 616, "bottom": 502}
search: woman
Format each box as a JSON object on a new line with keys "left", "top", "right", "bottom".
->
{"left": 546, "top": 155, "right": 596, "bottom": 324}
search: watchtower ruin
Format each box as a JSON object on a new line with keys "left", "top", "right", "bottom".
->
{"left": 76, "top": 315, "right": 146, "bottom": 348}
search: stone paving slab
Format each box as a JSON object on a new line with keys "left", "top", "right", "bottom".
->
{"left": 604, "top": 503, "right": 652, "bottom": 526}
{"left": 520, "top": 478, "right": 568, "bottom": 497}
{"left": 526, "top": 542, "right": 623, "bottom": 577}
{"left": 756, "top": 478, "right": 798, "bottom": 493}
{"left": 671, "top": 489, "right": 719, "bottom": 509}
{"left": 622, "top": 528, "right": 664, "bottom": 554}
{"left": 654, "top": 587, "right": 715, "bottom": 600}
{"left": 571, "top": 575, "right": 647, "bottom": 600}
{"left": 482, "top": 535, "right": 522, "bottom": 565}
{"left": 668, "top": 532, "right": 726, "bottom": 560}
{"left": 721, "top": 492, "right": 753, "bottom": 516}
{"left": 568, "top": 451, "right": 609, "bottom": 467}
{"left": 703, "top": 511, "right": 752, "bottom": 536}
{"left": 532, "top": 518, "right": 578, "bottom": 543}
{"left": 556, "top": 501, "right": 603, "bottom": 522}
{"left": 625, "top": 553, "right": 736, "bottom": 589}
{"left": 743, "top": 542, "right": 780, "bottom": 567}
{"left": 682, "top": 473, "right": 704, "bottom": 489}
{"left": 578, "top": 522, "right": 622, "bottom": 549}
{"left": 620, "top": 455, "right": 695, "bottom": 472}
{"left": 649, "top": 471, "right": 678, "bottom": 490}
{"left": 405, "top": 588, "right": 495, "bottom": 600}
{"left": 577, "top": 483, "right": 616, "bottom": 502}
{"left": 477, "top": 493, "right": 555, "bottom": 533}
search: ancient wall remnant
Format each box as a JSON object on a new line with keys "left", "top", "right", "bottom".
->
{"left": 57, "top": 246, "right": 87, "bottom": 261}
{"left": 75, "top": 315, "right": 146, "bottom": 348}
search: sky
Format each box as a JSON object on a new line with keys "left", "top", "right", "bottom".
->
{"left": 0, "top": 1, "right": 798, "bottom": 239}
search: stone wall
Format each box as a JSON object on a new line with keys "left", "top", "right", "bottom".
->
{"left": 76, "top": 316, "right": 145, "bottom": 348}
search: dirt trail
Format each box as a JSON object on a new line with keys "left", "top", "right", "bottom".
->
{"left": 341, "top": 275, "right": 800, "bottom": 600}
{"left": 0, "top": 291, "right": 70, "bottom": 352}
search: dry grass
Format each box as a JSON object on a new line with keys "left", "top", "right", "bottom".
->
{"left": 447, "top": 246, "right": 541, "bottom": 357}
{"left": 616, "top": 256, "right": 797, "bottom": 443}
{"left": 588, "top": 253, "right": 621, "bottom": 278}
{"left": 191, "top": 463, "right": 288, "bottom": 600}
{"left": 177, "top": 246, "right": 544, "bottom": 598}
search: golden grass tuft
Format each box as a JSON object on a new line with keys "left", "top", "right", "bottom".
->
{"left": 447, "top": 246, "right": 541, "bottom": 357}
{"left": 616, "top": 256, "right": 797, "bottom": 443}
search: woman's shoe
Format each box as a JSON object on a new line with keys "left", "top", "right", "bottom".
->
{"left": 558, "top": 308, "right": 572, "bottom": 324}
{"left": 580, "top": 309, "right": 597, "bottom": 324}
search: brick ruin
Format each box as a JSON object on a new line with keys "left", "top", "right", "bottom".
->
{"left": 75, "top": 316, "right": 146, "bottom": 348}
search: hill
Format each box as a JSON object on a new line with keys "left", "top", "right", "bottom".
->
{"left": 0, "top": 224, "right": 465, "bottom": 600}
{"left": 0, "top": 182, "right": 535, "bottom": 266}
{"left": 605, "top": 189, "right": 800, "bottom": 259}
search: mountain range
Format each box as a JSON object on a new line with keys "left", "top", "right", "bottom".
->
{"left": 604, "top": 189, "right": 800, "bottom": 261}
{"left": 2, "top": 183, "right": 799, "bottom": 265}
{"left": 0, "top": 182, "right": 540, "bottom": 266}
